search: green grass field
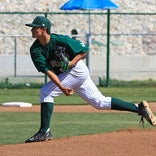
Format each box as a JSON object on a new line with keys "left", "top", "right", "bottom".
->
{"left": 0, "top": 86, "right": 156, "bottom": 145}
{"left": 0, "top": 112, "right": 154, "bottom": 145}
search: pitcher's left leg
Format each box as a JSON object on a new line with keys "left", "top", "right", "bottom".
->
{"left": 74, "top": 76, "right": 112, "bottom": 109}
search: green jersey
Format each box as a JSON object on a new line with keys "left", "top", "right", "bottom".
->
{"left": 30, "top": 33, "right": 89, "bottom": 75}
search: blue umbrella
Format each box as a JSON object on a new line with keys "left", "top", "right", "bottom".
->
{"left": 60, "top": 0, "right": 118, "bottom": 10}
{"left": 60, "top": 0, "right": 119, "bottom": 87}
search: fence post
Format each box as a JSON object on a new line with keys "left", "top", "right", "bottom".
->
{"left": 14, "top": 37, "right": 17, "bottom": 77}
{"left": 86, "top": 33, "right": 92, "bottom": 74}
{"left": 106, "top": 9, "right": 110, "bottom": 87}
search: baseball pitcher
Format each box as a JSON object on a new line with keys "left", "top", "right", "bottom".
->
{"left": 25, "top": 16, "right": 156, "bottom": 143}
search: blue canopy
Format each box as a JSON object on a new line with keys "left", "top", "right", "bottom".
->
{"left": 60, "top": 0, "right": 119, "bottom": 10}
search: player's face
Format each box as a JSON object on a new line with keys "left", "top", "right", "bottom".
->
{"left": 31, "top": 27, "right": 43, "bottom": 38}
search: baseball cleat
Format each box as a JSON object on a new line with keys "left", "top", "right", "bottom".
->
{"left": 138, "top": 100, "right": 156, "bottom": 127}
{"left": 25, "top": 128, "right": 52, "bottom": 143}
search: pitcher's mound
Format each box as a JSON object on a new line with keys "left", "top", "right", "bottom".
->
{"left": 1, "top": 129, "right": 156, "bottom": 156}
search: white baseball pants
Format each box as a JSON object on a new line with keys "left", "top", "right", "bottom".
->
{"left": 40, "top": 60, "right": 111, "bottom": 109}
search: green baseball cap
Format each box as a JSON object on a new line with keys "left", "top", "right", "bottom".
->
{"left": 25, "top": 16, "right": 51, "bottom": 30}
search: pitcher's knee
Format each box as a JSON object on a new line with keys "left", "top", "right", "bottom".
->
{"left": 89, "top": 97, "right": 112, "bottom": 110}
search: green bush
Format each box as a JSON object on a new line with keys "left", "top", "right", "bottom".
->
{"left": 98, "top": 78, "right": 156, "bottom": 87}
{"left": 0, "top": 82, "right": 43, "bottom": 89}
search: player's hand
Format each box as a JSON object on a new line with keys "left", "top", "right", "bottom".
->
{"left": 62, "top": 87, "right": 74, "bottom": 96}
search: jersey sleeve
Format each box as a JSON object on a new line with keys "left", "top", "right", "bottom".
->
{"left": 65, "top": 35, "right": 89, "bottom": 54}
{"left": 30, "top": 44, "right": 52, "bottom": 74}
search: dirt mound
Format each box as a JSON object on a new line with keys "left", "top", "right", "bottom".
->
{"left": 1, "top": 129, "right": 156, "bottom": 156}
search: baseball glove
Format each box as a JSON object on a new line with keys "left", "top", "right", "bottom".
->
{"left": 54, "top": 46, "right": 69, "bottom": 72}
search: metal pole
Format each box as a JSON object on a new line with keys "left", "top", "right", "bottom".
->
{"left": 86, "top": 12, "right": 92, "bottom": 74}
{"left": 106, "top": 9, "right": 110, "bottom": 87}
{"left": 86, "top": 33, "right": 92, "bottom": 74}
{"left": 14, "top": 37, "right": 17, "bottom": 77}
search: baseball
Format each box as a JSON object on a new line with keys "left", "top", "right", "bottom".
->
{"left": 69, "top": 89, "right": 74, "bottom": 95}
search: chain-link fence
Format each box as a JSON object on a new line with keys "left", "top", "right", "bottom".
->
{"left": 0, "top": 12, "right": 156, "bottom": 85}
